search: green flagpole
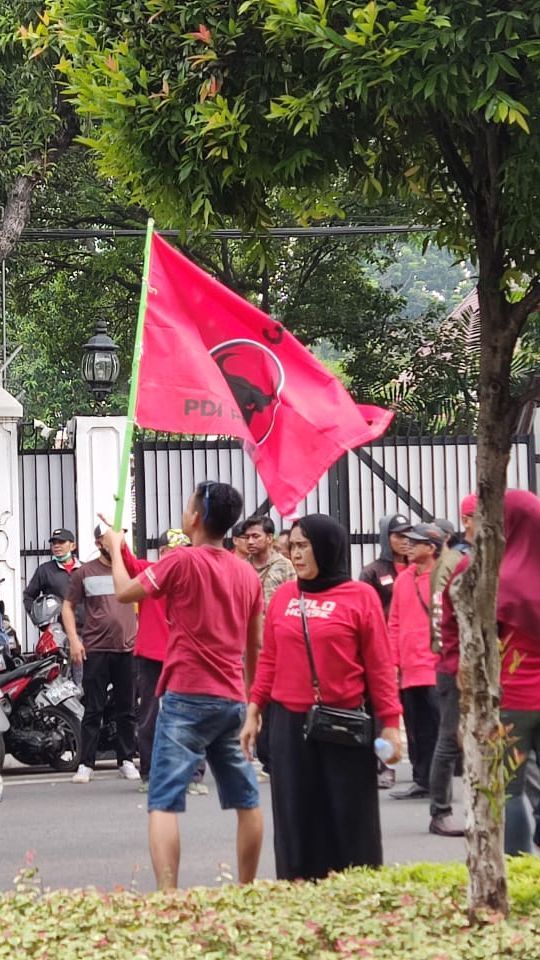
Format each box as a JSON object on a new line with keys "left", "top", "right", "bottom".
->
{"left": 113, "top": 217, "right": 155, "bottom": 531}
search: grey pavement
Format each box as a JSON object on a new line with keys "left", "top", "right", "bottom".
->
{"left": 0, "top": 759, "right": 466, "bottom": 893}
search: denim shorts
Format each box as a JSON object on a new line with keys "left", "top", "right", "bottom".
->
{"left": 148, "top": 692, "right": 260, "bottom": 813}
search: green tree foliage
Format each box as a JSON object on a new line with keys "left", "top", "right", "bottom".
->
{"left": 6, "top": 149, "right": 143, "bottom": 422}
{"left": 0, "top": 1, "right": 78, "bottom": 259}
{"left": 379, "top": 240, "right": 472, "bottom": 318}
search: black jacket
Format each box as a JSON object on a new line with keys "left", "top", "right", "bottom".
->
{"left": 359, "top": 514, "right": 407, "bottom": 619}
{"left": 23, "top": 559, "right": 84, "bottom": 628}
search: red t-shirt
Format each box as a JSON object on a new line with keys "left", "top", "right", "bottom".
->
{"left": 500, "top": 627, "right": 540, "bottom": 711}
{"left": 138, "top": 545, "right": 263, "bottom": 701}
{"left": 122, "top": 545, "right": 168, "bottom": 662}
{"left": 249, "top": 580, "right": 401, "bottom": 726}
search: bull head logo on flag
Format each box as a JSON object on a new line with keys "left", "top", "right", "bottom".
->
{"left": 210, "top": 340, "right": 285, "bottom": 445}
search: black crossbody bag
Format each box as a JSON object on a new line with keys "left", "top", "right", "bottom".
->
{"left": 299, "top": 594, "right": 373, "bottom": 748}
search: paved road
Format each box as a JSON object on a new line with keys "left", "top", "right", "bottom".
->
{"left": 0, "top": 760, "right": 466, "bottom": 893}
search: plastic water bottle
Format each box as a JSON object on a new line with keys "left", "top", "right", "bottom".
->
{"left": 374, "top": 737, "right": 394, "bottom": 763}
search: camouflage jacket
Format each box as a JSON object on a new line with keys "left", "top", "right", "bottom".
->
{"left": 251, "top": 550, "right": 296, "bottom": 610}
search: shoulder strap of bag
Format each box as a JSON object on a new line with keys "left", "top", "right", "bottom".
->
{"left": 413, "top": 575, "right": 431, "bottom": 619}
{"left": 298, "top": 593, "right": 322, "bottom": 705}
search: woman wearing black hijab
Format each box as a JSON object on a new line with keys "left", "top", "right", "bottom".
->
{"left": 241, "top": 514, "right": 402, "bottom": 880}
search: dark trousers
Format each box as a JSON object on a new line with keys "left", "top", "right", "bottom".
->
{"left": 269, "top": 702, "right": 382, "bottom": 880}
{"left": 429, "top": 672, "right": 461, "bottom": 816}
{"left": 401, "top": 685, "right": 439, "bottom": 790}
{"left": 81, "top": 652, "right": 136, "bottom": 768}
{"left": 135, "top": 656, "right": 162, "bottom": 780}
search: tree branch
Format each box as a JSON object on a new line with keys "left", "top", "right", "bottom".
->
{"left": 429, "top": 114, "right": 478, "bottom": 221}
{"left": 510, "top": 280, "right": 540, "bottom": 331}
{"left": 47, "top": 91, "right": 80, "bottom": 165}
{"left": 514, "top": 373, "right": 540, "bottom": 411}
{"left": 0, "top": 174, "right": 37, "bottom": 260}
{"left": 0, "top": 94, "right": 79, "bottom": 261}
{"left": 261, "top": 266, "right": 270, "bottom": 313}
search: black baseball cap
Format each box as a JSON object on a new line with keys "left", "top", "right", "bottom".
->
{"left": 388, "top": 514, "right": 411, "bottom": 534}
{"left": 434, "top": 518, "right": 455, "bottom": 536}
{"left": 406, "top": 523, "right": 445, "bottom": 547}
{"left": 49, "top": 528, "right": 75, "bottom": 543}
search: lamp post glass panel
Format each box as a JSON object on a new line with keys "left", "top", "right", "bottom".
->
{"left": 81, "top": 320, "right": 120, "bottom": 402}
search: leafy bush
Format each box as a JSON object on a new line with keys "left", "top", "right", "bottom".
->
{"left": 1, "top": 859, "right": 539, "bottom": 959}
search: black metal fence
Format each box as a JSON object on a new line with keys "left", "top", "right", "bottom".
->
{"left": 133, "top": 432, "right": 536, "bottom": 576}
{"left": 18, "top": 425, "right": 77, "bottom": 649}
{"left": 16, "top": 423, "right": 536, "bottom": 647}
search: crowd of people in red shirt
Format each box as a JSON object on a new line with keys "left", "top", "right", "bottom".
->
{"left": 360, "top": 493, "right": 540, "bottom": 851}
{"left": 30, "top": 481, "right": 540, "bottom": 889}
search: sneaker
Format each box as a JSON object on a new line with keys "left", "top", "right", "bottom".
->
{"left": 429, "top": 813, "right": 465, "bottom": 837}
{"left": 118, "top": 760, "right": 140, "bottom": 781}
{"left": 377, "top": 767, "right": 396, "bottom": 789}
{"left": 187, "top": 781, "right": 209, "bottom": 795}
{"left": 252, "top": 758, "right": 270, "bottom": 782}
{"left": 72, "top": 764, "right": 94, "bottom": 784}
{"left": 390, "top": 782, "right": 429, "bottom": 800}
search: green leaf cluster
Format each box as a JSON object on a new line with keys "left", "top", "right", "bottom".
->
{"left": 5, "top": 148, "right": 144, "bottom": 423}
{"left": 0, "top": 1, "right": 69, "bottom": 190}
{"left": 1, "top": 858, "right": 540, "bottom": 959}
{"left": 28, "top": 2, "right": 540, "bottom": 278}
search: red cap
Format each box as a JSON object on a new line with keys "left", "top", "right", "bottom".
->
{"left": 460, "top": 493, "right": 477, "bottom": 517}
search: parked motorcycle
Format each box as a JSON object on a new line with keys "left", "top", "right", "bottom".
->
{"left": 29, "top": 595, "right": 73, "bottom": 672}
{"left": 0, "top": 694, "right": 8, "bottom": 802}
{"left": 0, "top": 651, "right": 83, "bottom": 772}
{"left": 0, "top": 690, "right": 9, "bottom": 795}
{"left": 0, "top": 578, "right": 22, "bottom": 668}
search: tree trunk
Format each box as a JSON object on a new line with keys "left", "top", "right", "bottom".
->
{"left": 451, "top": 262, "right": 520, "bottom": 920}
{"left": 0, "top": 94, "right": 79, "bottom": 261}
{"left": 0, "top": 174, "right": 37, "bottom": 261}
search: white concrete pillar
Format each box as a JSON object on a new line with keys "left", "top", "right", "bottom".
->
{"left": 0, "top": 387, "right": 24, "bottom": 637}
{"left": 73, "top": 417, "right": 132, "bottom": 562}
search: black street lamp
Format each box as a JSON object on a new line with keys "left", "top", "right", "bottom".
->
{"left": 81, "top": 320, "right": 120, "bottom": 402}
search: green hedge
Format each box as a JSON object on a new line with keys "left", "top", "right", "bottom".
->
{"left": 1, "top": 859, "right": 539, "bottom": 959}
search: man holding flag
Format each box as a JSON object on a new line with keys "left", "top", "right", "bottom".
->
{"left": 102, "top": 482, "right": 264, "bottom": 890}
{"left": 103, "top": 220, "right": 394, "bottom": 887}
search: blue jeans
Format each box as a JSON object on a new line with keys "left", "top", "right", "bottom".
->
{"left": 148, "top": 692, "right": 259, "bottom": 813}
{"left": 501, "top": 709, "right": 540, "bottom": 855}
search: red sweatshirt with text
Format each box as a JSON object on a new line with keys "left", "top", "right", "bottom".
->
{"left": 249, "top": 580, "right": 401, "bottom": 727}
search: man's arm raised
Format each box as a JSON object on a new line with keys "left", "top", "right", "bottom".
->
{"left": 101, "top": 529, "right": 147, "bottom": 603}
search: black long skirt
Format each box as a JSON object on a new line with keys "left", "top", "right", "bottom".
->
{"left": 268, "top": 701, "right": 382, "bottom": 881}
